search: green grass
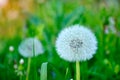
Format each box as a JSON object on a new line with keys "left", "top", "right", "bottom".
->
{"left": 0, "top": 0, "right": 120, "bottom": 80}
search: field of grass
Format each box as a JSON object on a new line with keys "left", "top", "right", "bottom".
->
{"left": 0, "top": 0, "right": 120, "bottom": 80}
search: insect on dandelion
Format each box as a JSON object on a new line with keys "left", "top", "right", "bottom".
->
{"left": 56, "top": 24, "right": 97, "bottom": 80}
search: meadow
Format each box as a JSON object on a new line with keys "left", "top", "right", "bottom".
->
{"left": 0, "top": 0, "right": 120, "bottom": 80}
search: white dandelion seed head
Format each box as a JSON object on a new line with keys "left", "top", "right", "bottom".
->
{"left": 18, "top": 38, "right": 44, "bottom": 58}
{"left": 56, "top": 24, "right": 97, "bottom": 62}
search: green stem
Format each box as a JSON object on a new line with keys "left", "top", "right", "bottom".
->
{"left": 34, "top": 57, "right": 37, "bottom": 80}
{"left": 76, "top": 61, "right": 80, "bottom": 80}
{"left": 33, "top": 38, "right": 37, "bottom": 80}
{"left": 20, "top": 75, "right": 22, "bottom": 80}
{"left": 65, "top": 67, "right": 69, "bottom": 79}
{"left": 26, "top": 58, "right": 31, "bottom": 80}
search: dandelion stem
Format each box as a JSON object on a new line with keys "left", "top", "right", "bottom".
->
{"left": 76, "top": 61, "right": 80, "bottom": 80}
{"left": 26, "top": 57, "right": 31, "bottom": 80}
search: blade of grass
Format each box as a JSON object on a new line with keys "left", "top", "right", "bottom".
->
{"left": 40, "top": 62, "right": 48, "bottom": 80}
{"left": 65, "top": 67, "right": 69, "bottom": 79}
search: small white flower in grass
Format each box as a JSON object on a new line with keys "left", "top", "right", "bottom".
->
{"left": 9, "top": 46, "right": 14, "bottom": 52}
{"left": 18, "top": 38, "right": 44, "bottom": 57}
{"left": 19, "top": 58, "right": 24, "bottom": 64}
{"left": 56, "top": 24, "right": 97, "bottom": 62}
{"left": 14, "top": 64, "right": 18, "bottom": 69}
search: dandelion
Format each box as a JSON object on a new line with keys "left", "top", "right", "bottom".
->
{"left": 56, "top": 24, "right": 97, "bottom": 62}
{"left": 18, "top": 38, "right": 44, "bottom": 57}
{"left": 18, "top": 37, "right": 44, "bottom": 80}
{"left": 56, "top": 24, "right": 97, "bottom": 80}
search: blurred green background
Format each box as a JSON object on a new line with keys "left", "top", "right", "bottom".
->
{"left": 0, "top": 0, "right": 120, "bottom": 80}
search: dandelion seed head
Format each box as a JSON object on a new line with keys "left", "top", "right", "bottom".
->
{"left": 56, "top": 24, "right": 97, "bottom": 62}
{"left": 18, "top": 38, "right": 44, "bottom": 57}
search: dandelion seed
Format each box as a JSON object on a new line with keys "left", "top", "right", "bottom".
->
{"left": 18, "top": 38, "right": 44, "bottom": 57}
{"left": 56, "top": 24, "right": 97, "bottom": 62}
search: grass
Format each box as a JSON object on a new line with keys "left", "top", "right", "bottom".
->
{"left": 0, "top": 0, "right": 120, "bottom": 80}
